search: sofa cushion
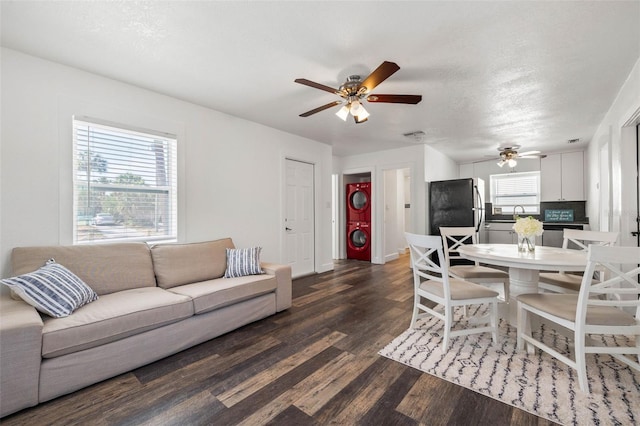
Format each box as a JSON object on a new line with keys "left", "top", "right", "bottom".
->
{"left": 41, "top": 287, "right": 193, "bottom": 358}
{"left": 224, "top": 247, "right": 264, "bottom": 278}
{"left": 1, "top": 260, "right": 99, "bottom": 318}
{"left": 11, "top": 243, "right": 156, "bottom": 295}
{"left": 151, "top": 238, "right": 235, "bottom": 289}
{"left": 168, "top": 274, "right": 277, "bottom": 314}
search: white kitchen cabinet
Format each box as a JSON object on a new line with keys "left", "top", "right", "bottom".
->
{"left": 485, "top": 222, "right": 542, "bottom": 245}
{"left": 540, "top": 151, "right": 584, "bottom": 201}
{"left": 485, "top": 222, "right": 517, "bottom": 244}
{"left": 488, "top": 229, "right": 516, "bottom": 244}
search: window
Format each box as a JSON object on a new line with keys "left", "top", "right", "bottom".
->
{"left": 73, "top": 117, "right": 177, "bottom": 243}
{"left": 490, "top": 171, "right": 540, "bottom": 215}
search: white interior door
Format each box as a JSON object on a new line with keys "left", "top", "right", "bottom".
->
{"left": 285, "top": 159, "right": 315, "bottom": 277}
{"left": 631, "top": 124, "right": 640, "bottom": 247}
{"left": 332, "top": 174, "right": 339, "bottom": 259}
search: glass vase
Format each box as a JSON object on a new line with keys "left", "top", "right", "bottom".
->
{"left": 517, "top": 235, "right": 535, "bottom": 252}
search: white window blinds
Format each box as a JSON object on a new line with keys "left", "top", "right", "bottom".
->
{"left": 73, "top": 117, "right": 177, "bottom": 243}
{"left": 490, "top": 171, "right": 540, "bottom": 214}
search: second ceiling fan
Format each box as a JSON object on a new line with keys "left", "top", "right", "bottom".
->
{"left": 295, "top": 61, "right": 422, "bottom": 123}
{"left": 497, "top": 145, "right": 546, "bottom": 168}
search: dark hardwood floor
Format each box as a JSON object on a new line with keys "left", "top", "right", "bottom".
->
{"left": 2, "top": 254, "right": 555, "bottom": 425}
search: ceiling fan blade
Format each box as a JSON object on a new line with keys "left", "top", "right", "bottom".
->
{"left": 299, "top": 101, "right": 342, "bottom": 117}
{"left": 519, "top": 155, "right": 547, "bottom": 159}
{"left": 360, "top": 61, "right": 400, "bottom": 93}
{"left": 366, "top": 94, "right": 422, "bottom": 104}
{"left": 519, "top": 150, "right": 541, "bottom": 156}
{"left": 294, "top": 78, "right": 339, "bottom": 94}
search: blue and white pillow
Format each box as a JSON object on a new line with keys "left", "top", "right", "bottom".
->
{"left": 1, "top": 259, "right": 98, "bottom": 318}
{"left": 224, "top": 247, "right": 264, "bottom": 278}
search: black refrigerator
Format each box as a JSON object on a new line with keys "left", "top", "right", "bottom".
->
{"left": 428, "top": 178, "right": 485, "bottom": 236}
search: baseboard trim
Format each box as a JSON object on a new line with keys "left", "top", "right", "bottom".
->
{"left": 384, "top": 252, "right": 399, "bottom": 263}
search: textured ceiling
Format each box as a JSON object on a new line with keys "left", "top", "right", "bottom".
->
{"left": 1, "top": 1, "right": 639, "bottom": 162}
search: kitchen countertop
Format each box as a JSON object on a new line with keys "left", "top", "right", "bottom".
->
{"left": 484, "top": 221, "right": 588, "bottom": 233}
{"left": 486, "top": 219, "right": 588, "bottom": 225}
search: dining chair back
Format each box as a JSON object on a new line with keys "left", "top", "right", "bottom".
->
{"left": 517, "top": 244, "right": 640, "bottom": 392}
{"left": 405, "top": 232, "right": 499, "bottom": 351}
{"left": 439, "top": 227, "right": 510, "bottom": 303}
{"left": 538, "top": 229, "right": 619, "bottom": 293}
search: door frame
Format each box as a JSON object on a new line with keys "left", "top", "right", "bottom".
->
{"left": 332, "top": 174, "right": 340, "bottom": 260}
{"left": 340, "top": 167, "right": 374, "bottom": 261}
{"left": 378, "top": 162, "right": 415, "bottom": 264}
{"left": 636, "top": 122, "right": 639, "bottom": 248}
{"left": 620, "top": 106, "right": 640, "bottom": 249}
{"left": 598, "top": 130, "right": 612, "bottom": 232}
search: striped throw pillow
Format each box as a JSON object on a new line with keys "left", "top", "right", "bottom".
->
{"left": 224, "top": 247, "right": 264, "bottom": 278}
{"left": 1, "top": 259, "right": 98, "bottom": 318}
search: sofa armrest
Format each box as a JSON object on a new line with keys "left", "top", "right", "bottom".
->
{"left": 261, "top": 262, "right": 292, "bottom": 311}
{"left": 0, "top": 295, "right": 43, "bottom": 418}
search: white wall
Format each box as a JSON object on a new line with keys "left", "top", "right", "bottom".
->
{"left": 0, "top": 48, "right": 334, "bottom": 278}
{"left": 403, "top": 173, "right": 411, "bottom": 237}
{"left": 424, "top": 144, "right": 459, "bottom": 183}
{"left": 587, "top": 56, "right": 640, "bottom": 248}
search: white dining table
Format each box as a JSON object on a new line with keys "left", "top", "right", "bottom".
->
{"left": 457, "top": 243, "right": 588, "bottom": 325}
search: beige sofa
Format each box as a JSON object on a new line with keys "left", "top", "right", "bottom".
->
{"left": 0, "top": 238, "right": 292, "bottom": 418}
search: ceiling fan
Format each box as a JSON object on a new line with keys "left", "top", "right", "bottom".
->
{"left": 294, "top": 61, "right": 422, "bottom": 124}
{"left": 496, "top": 145, "right": 545, "bottom": 168}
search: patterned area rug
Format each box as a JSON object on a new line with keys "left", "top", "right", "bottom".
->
{"left": 379, "top": 308, "right": 640, "bottom": 426}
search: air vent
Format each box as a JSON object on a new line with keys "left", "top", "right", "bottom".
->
{"left": 568, "top": 138, "right": 580, "bottom": 144}
{"left": 403, "top": 131, "right": 425, "bottom": 143}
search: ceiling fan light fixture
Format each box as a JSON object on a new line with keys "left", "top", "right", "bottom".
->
{"left": 335, "top": 105, "right": 349, "bottom": 121}
{"left": 355, "top": 105, "right": 369, "bottom": 120}
{"left": 354, "top": 115, "right": 369, "bottom": 124}
{"left": 508, "top": 158, "right": 517, "bottom": 167}
{"left": 349, "top": 99, "right": 363, "bottom": 116}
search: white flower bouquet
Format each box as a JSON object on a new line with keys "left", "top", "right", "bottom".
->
{"left": 512, "top": 216, "right": 543, "bottom": 252}
{"left": 512, "top": 216, "right": 544, "bottom": 237}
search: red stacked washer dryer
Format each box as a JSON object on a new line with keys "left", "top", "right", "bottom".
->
{"left": 346, "top": 221, "right": 371, "bottom": 261}
{"left": 346, "top": 183, "right": 371, "bottom": 222}
{"left": 346, "top": 183, "right": 371, "bottom": 261}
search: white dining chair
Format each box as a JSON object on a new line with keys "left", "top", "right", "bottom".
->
{"left": 517, "top": 244, "right": 640, "bottom": 393}
{"left": 405, "top": 232, "right": 499, "bottom": 351}
{"left": 538, "top": 229, "right": 619, "bottom": 294}
{"left": 440, "top": 227, "right": 510, "bottom": 303}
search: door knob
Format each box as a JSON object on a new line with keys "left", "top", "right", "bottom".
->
{"left": 286, "top": 227, "right": 292, "bottom": 231}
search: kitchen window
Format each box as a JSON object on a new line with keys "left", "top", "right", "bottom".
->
{"left": 490, "top": 171, "right": 540, "bottom": 215}
{"left": 73, "top": 117, "right": 177, "bottom": 243}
